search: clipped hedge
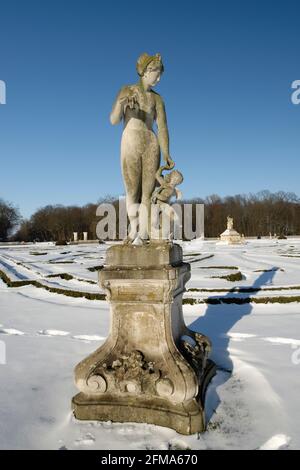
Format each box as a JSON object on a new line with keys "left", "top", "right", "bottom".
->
{"left": 0, "top": 269, "right": 105, "bottom": 301}
{"left": 183, "top": 295, "right": 300, "bottom": 305}
{"left": 212, "top": 271, "right": 243, "bottom": 282}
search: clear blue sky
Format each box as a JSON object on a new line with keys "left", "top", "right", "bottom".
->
{"left": 0, "top": 0, "right": 299, "bottom": 218}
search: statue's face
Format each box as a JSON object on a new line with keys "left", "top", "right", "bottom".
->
{"left": 144, "top": 67, "right": 161, "bottom": 87}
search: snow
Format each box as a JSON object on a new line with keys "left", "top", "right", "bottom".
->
{"left": 259, "top": 434, "right": 291, "bottom": 450}
{"left": 0, "top": 239, "right": 300, "bottom": 449}
{"left": 0, "top": 328, "right": 25, "bottom": 336}
{"left": 38, "top": 329, "right": 70, "bottom": 337}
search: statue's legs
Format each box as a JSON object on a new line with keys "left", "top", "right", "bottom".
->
{"left": 121, "top": 129, "right": 142, "bottom": 241}
{"left": 121, "top": 128, "right": 160, "bottom": 241}
{"left": 140, "top": 130, "right": 160, "bottom": 239}
{"left": 155, "top": 201, "right": 178, "bottom": 240}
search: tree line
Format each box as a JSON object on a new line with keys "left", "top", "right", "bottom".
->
{"left": 0, "top": 190, "right": 299, "bottom": 242}
{"left": 196, "top": 190, "right": 300, "bottom": 238}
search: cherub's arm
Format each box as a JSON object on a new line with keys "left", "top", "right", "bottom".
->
{"left": 175, "top": 188, "right": 183, "bottom": 200}
{"left": 155, "top": 166, "right": 166, "bottom": 186}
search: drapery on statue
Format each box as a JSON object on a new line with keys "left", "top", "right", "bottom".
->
{"left": 110, "top": 52, "right": 181, "bottom": 244}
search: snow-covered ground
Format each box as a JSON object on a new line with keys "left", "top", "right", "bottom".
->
{"left": 0, "top": 239, "right": 299, "bottom": 450}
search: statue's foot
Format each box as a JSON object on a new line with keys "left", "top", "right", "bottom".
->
{"left": 132, "top": 235, "right": 148, "bottom": 246}
{"left": 123, "top": 235, "right": 149, "bottom": 246}
{"left": 123, "top": 236, "right": 134, "bottom": 245}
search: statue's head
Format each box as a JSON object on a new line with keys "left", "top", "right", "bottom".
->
{"left": 136, "top": 53, "right": 164, "bottom": 87}
{"left": 169, "top": 170, "right": 183, "bottom": 186}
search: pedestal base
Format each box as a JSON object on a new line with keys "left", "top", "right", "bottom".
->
{"left": 219, "top": 228, "right": 244, "bottom": 244}
{"left": 72, "top": 360, "right": 215, "bottom": 435}
{"left": 72, "top": 242, "right": 216, "bottom": 435}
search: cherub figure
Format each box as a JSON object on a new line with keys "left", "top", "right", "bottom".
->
{"left": 152, "top": 165, "right": 183, "bottom": 205}
{"left": 151, "top": 165, "right": 183, "bottom": 239}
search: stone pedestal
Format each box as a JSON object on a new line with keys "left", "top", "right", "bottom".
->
{"left": 72, "top": 242, "right": 215, "bottom": 435}
{"left": 83, "top": 232, "right": 88, "bottom": 241}
{"left": 219, "top": 227, "right": 243, "bottom": 244}
{"left": 219, "top": 216, "right": 244, "bottom": 245}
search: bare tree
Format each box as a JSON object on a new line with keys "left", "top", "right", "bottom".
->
{"left": 0, "top": 199, "right": 21, "bottom": 241}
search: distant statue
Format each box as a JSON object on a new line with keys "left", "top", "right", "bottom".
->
{"left": 219, "top": 215, "right": 244, "bottom": 245}
{"left": 227, "top": 216, "right": 234, "bottom": 231}
{"left": 110, "top": 53, "right": 176, "bottom": 244}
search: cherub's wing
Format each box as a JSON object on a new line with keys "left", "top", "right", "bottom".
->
{"left": 175, "top": 189, "right": 183, "bottom": 200}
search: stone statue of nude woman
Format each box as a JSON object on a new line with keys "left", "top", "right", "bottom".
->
{"left": 110, "top": 52, "right": 175, "bottom": 244}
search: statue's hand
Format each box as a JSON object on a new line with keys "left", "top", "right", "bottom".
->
{"left": 164, "top": 155, "right": 175, "bottom": 169}
{"left": 129, "top": 93, "right": 139, "bottom": 110}
{"left": 119, "top": 91, "right": 139, "bottom": 113}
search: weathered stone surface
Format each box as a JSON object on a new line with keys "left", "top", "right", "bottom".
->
{"left": 105, "top": 241, "right": 182, "bottom": 268}
{"left": 72, "top": 242, "right": 216, "bottom": 435}
{"left": 110, "top": 53, "right": 177, "bottom": 243}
